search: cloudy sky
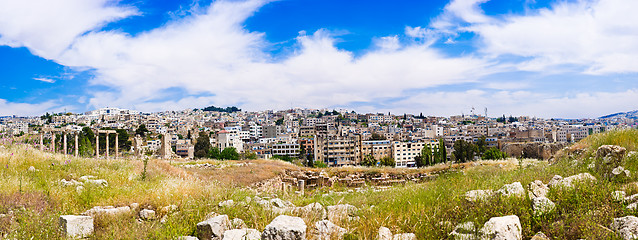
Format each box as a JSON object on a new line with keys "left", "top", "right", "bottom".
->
{"left": 0, "top": 0, "right": 637, "bottom": 118}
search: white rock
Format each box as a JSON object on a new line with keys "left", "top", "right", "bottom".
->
{"left": 218, "top": 200, "right": 235, "bottom": 208}
{"left": 139, "top": 209, "right": 156, "bottom": 220}
{"left": 296, "top": 202, "right": 327, "bottom": 219}
{"left": 613, "top": 191, "right": 627, "bottom": 202}
{"left": 627, "top": 194, "right": 638, "bottom": 203}
{"left": 611, "top": 216, "right": 638, "bottom": 240}
{"left": 79, "top": 175, "right": 96, "bottom": 181}
{"left": 528, "top": 180, "right": 549, "bottom": 199}
{"left": 197, "top": 214, "right": 231, "bottom": 240}
{"left": 83, "top": 206, "right": 131, "bottom": 216}
{"left": 497, "top": 182, "right": 525, "bottom": 198}
{"left": 177, "top": 237, "right": 198, "bottom": 240}
{"left": 326, "top": 204, "right": 358, "bottom": 222}
{"left": 60, "top": 215, "right": 94, "bottom": 238}
{"left": 312, "top": 220, "right": 346, "bottom": 240}
{"left": 628, "top": 203, "right": 638, "bottom": 211}
{"left": 222, "top": 228, "right": 260, "bottom": 240}
{"left": 376, "top": 226, "right": 392, "bottom": 240}
{"left": 60, "top": 179, "right": 83, "bottom": 187}
{"left": 532, "top": 197, "right": 556, "bottom": 215}
{"left": 85, "top": 179, "right": 108, "bottom": 187}
{"left": 28, "top": 166, "right": 36, "bottom": 172}
{"left": 548, "top": 173, "right": 596, "bottom": 189}
{"left": 130, "top": 203, "right": 140, "bottom": 211}
{"left": 231, "top": 218, "right": 246, "bottom": 229}
{"left": 531, "top": 232, "right": 549, "bottom": 240}
{"left": 270, "top": 198, "right": 295, "bottom": 208}
{"left": 261, "top": 215, "right": 306, "bottom": 240}
{"left": 162, "top": 204, "right": 178, "bottom": 214}
{"left": 465, "top": 190, "right": 494, "bottom": 202}
{"left": 479, "top": 215, "right": 522, "bottom": 240}
{"left": 449, "top": 222, "right": 477, "bottom": 240}
{"left": 393, "top": 233, "right": 416, "bottom": 240}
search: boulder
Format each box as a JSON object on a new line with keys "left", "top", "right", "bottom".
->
{"left": 197, "top": 214, "right": 231, "bottom": 240}
{"left": 326, "top": 204, "right": 358, "bottom": 222}
{"left": 161, "top": 204, "right": 178, "bottom": 214}
{"left": 531, "top": 232, "right": 550, "bottom": 240}
{"left": 228, "top": 218, "right": 246, "bottom": 229}
{"left": 271, "top": 198, "right": 295, "bottom": 208}
{"left": 139, "top": 209, "right": 156, "bottom": 220}
{"left": 465, "top": 190, "right": 494, "bottom": 202}
{"left": 261, "top": 215, "right": 306, "bottom": 240}
{"left": 548, "top": 173, "right": 596, "bottom": 189}
{"left": 222, "top": 228, "right": 260, "bottom": 240}
{"left": 60, "top": 215, "right": 94, "bottom": 238}
{"left": 614, "top": 191, "right": 627, "bottom": 202}
{"left": 449, "top": 222, "right": 477, "bottom": 240}
{"left": 528, "top": 180, "right": 549, "bottom": 199}
{"left": 79, "top": 175, "right": 96, "bottom": 181}
{"left": 392, "top": 233, "right": 416, "bottom": 240}
{"left": 218, "top": 200, "right": 235, "bottom": 208}
{"left": 177, "top": 237, "right": 199, "bottom": 240}
{"left": 28, "top": 166, "right": 36, "bottom": 172}
{"left": 532, "top": 197, "right": 556, "bottom": 215}
{"left": 479, "top": 215, "right": 522, "bottom": 240}
{"left": 497, "top": 182, "right": 525, "bottom": 198}
{"left": 613, "top": 166, "right": 632, "bottom": 181}
{"left": 60, "top": 179, "right": 83, "bottom": 187}
{"left": 376, "top": 226, "right": 392, "bottom": 240}
{"left": 83, "top": 206, "right": 131, "bottom": 216}
{"left": 596, "top": 145, "right": 626, "bottom": 160}
{"left": 312, "top": 220, "right": 346, "bottom": 240}
{"left": 611, "top": 216, "right": 638, "bottom": 240}
{"left": 296, "top": 202, "right": 327, "bottom": 219}
{"left": 85, "top": 179, "right": 108, "bottom": 187}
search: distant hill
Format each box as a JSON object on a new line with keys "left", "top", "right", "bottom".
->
{"left": 600, "top": 110, "right": 638, "bottom": 119}
{"left": 201, "top": 105, "right": 241, "bottom": 113}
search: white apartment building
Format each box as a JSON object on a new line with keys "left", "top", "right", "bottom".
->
{"left": 392, "top": 140, "right": 440, "bottom": 168}
{"left": 217, "top": 129, "right": 244, "bottom": 152}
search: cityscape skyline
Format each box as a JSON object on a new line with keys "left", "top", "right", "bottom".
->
{"left": 1, "top": 0, "right": 637, "bottom": 118}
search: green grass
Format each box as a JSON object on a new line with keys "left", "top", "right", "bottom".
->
{"left": 1, "top": 129, "right": 638, "bottom": 239}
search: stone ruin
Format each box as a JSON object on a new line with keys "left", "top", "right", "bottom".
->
{"left": 278, "top": 169, "right": 436, "bottom": 191}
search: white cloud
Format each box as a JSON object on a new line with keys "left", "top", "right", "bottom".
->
{"left": 388, "top": 89, "right": 638, "bottom": 119}
{"left": 0, "top": 0, "right": 137, "bottom": 59}
{"left": 0, "top": 99, "right": 60, "bottom": 116}
{"left": 33, "top": 77, "right": 55, "bottom": 83}
{"left": 441, "top": 0, "right": 638, "bottom": 74}
{"left": 47, "top": 0, "right": 490, "bottom": 113}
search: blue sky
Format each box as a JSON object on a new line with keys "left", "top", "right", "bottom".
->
{"left": 0, "top": 0, "right": 637, "bottom": 118}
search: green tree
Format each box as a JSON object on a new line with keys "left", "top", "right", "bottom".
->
{"left": 482, "top": 147, "right": 507, "bottom": 160}
{"left": 220, "top": 147, "right": 240, "bottom": 160}
{"left": 380, "top": 156, "right": 395, "bottom": 167}
{"left": 208, "top": 147, "right": 221, "bottom": 159}
{"left": 116, "top": 129, "right": 131, "bottom": 151}
{"left": 453, "top": 139, "right": 477, "bottom": 163}
{"left": 438, "top": 140, "right": 447, "bottom": 163}
{"left": 135, "top": 124, "right": 149, "bottom": 137}
{"left": 361, "top": 154, "right": 376, "bottom": 167}
{"left": 194, "top": 131, "right": 211, "bottom": 159}
{"left": 242, "top": 151, "right": 258, "bottom": 160}
{"left": 476, "top": 136, "right": 487, "bottom": 156}
{"left": 275, "top": 118, "right": 284, "bottom": 126}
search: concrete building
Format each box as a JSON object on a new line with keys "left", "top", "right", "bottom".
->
{"left": 271, "top": 143, "right": 299, "bottom": 157}
{"left": 314, "top": 134, "right": 361, "bottom": 166}
{"left": 392, "top": 140, "right": 440, "bottom": 168}
{"left": 360, "top": 140, "right": 392, "bottom": 162}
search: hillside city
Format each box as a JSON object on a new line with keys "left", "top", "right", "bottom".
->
{"left": 1, "top": 106, "right": 637, "bottom": 168}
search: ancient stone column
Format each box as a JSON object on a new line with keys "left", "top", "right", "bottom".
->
{"left": 39, "top": 133, "right": 43, "bottom": 151}
{"left": 106, "top": 133, "right": 109, "bottom": 159}
{"left": 63, "top": 133, "right": 67, "bottom": 155}
{"left": 95, "top": 134, "right": 99, "bottom": 158}
{"left": 74, "top": 134, "right": 79, "bottom": 157}
{"left": 298, "top": 180, "right": 305, "bottom": 195}
{"left": 52, "top": 134, "right": 56, "bottom": 153}
{"left": 115, "top": 134, "right": 118, "bottom": 159}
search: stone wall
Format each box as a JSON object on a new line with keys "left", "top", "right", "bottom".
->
{"left": 501, "top": 142, "right": 569, "bottom": 160}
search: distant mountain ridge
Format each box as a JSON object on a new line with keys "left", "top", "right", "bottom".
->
{"left": 600, "top": 110, "right": 638, "bottom": 119}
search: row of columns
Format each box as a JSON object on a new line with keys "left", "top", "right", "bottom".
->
{"left": 39, "top": 129, "right": 119, "bottom": 159}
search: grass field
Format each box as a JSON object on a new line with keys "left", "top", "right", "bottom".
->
{"left": 0, "top": 129, "right": 637, "bottom": 239}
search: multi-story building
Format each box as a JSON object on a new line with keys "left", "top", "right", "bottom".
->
{"left": 360, "top": 140, "right": 392, "bottom": 162}
{"left": 271, "top": 143, "right": 299, "bottom": 157}
{"left": 392, "top": 140, "right": 440, "bottom": 168}
{"left": 314, "top": 134, "right": 361, "bottom": 166}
